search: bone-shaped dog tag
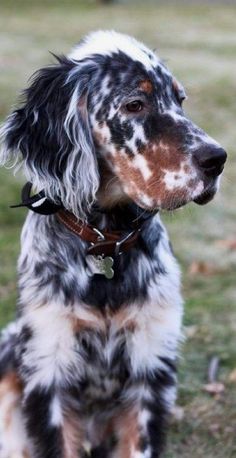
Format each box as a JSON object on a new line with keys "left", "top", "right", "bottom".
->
{"left": 86, "top": 255, "right": 114, "bottom": 279}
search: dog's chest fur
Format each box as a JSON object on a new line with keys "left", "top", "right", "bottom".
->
{"left": 17, "top": 210, "right": 183, "bottom": 413}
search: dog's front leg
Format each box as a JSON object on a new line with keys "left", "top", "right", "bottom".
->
{"left": 22, "top": 377, "right": 84, "bottom": 458}
{"left": 113, "top": 366, "right": 177, "bottom": 458}
{"left": 23, "top": 386, "right": 64, "bottom": 458}
{"left": 18, "top": 305, "right": 84, "bottom": 458}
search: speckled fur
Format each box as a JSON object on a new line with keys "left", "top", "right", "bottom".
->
{"left": 0, "top": 31, "right": 226, "bottom": 457}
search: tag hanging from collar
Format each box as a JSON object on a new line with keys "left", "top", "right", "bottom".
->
{"left": 10, "top": 182, "right": 62, "bottom": 215}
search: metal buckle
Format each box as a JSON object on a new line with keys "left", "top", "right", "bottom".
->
{"left": 115, "top": 230, "right": 136, "bottom": 257}
{"left": 92, "top": 227, "right": 106, "bottom": 241}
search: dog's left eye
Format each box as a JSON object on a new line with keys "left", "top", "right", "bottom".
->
{"left": 125, "top": 100, "right": 144, "bottom": 113}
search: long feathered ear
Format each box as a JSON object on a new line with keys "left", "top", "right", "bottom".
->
{"left": 0, "top": 56, "right": 99, "bottom": 221}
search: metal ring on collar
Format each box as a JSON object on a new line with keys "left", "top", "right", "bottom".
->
{"left": 115, "top": 230, "right": 136, "bottom": 257}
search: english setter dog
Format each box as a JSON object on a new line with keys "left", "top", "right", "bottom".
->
{"left": 0, "top": 31, "right": 226, "bottom": 458}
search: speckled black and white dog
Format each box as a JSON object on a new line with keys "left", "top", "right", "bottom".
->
{"left": 0, "top": 31, "right": 226, "bottom": 458}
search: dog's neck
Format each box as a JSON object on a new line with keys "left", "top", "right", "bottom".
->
{"left": 12, "top": 181, "right": 157, "bottom": 232}
{"left": 94, "top": 158, "right": 157, "bottom": 231}
{"left": 87, "top": 202, "right": 156, "bottom": 231}
{"left": 96, "top": 157, "right": 130, "bottom": 211}
{"left": 13, "top": 181, "right": 158, "bottom": 260}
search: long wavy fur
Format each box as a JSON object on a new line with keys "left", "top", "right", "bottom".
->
{"left": 0, "top": 56, "right": 99, "bottom": 221}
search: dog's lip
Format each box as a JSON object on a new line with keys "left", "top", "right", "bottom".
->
{"left": 193, "top": 188, "right": 216, "bottom": 205}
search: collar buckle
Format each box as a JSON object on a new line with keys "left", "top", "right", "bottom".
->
{"left": 115, "top": 230, "right": 136, "bottom": 257}
{"left": 92, "top": 227, "right": 106, "bottom": 241}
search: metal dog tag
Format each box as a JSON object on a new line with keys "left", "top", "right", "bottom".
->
{"left": 86, "top": 255, "right": 114, "bottom": 279}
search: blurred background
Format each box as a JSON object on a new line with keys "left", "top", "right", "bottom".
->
{"left": 0, "top": 0, "right": 235, "bottom": 456}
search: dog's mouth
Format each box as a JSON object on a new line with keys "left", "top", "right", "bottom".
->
{"left": 193, "top": 187, "right": 216, "bottom": 205}
{"left": 161, "top": 184, "right": 218, "bottom": 211}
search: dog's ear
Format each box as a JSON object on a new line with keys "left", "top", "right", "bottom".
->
{"left": 0, "top": 56, "right": 99, "bottom": 220}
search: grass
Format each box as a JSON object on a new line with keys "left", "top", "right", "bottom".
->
{"left": 0, "top": 1, "right": 235, "bottom": 456}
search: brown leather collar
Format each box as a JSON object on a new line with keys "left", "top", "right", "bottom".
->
{"left": 57, "top": 209, "right": 141, "bottom": 256}
{"left": 12, "top": 182, "right": 158, "bottom": 258}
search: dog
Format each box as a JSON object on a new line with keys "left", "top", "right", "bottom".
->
{"left": 0, "top": 30, "right": 226, "bottom": 458}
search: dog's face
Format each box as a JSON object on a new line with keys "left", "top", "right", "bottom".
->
{"left": 78, "top": 33, "right": 226, "bottom": 211}
{"left": 1, "top": 31, "right": 227, "bottom": 218}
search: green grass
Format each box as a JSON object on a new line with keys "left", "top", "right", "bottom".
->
{"left": 0, "top": 1, "right": 235, "bottom": 456}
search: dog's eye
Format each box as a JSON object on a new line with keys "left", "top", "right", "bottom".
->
{"left": 125, "top": 100, "right": 144, "bottom": 113}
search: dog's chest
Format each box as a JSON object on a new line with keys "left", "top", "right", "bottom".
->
{"left": 19, "top": 213, "right": 183, "bottom": 408}
{"left": 75, "top": 321, "right": 130, "bottom": 409}
{"left": 20, "top": 268, "right": 182, "bottom": 401}
{"left": 73, "top": 286, "right": 182, "bottom": 410}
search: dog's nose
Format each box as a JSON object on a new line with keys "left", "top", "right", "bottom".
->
{"left": 193, "top": 145, "right": 227, "bottom": 177}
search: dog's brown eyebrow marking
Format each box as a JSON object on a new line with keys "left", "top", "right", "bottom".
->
{"left": 139, "top": 80, "right": 153, "bottom": 94}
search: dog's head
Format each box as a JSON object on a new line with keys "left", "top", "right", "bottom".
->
{"left": 0, "top": 31, "right": 227, "bottom": 219}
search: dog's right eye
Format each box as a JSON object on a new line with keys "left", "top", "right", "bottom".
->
{"left": 125, "top": 100, "right": 144, "bottom": 113}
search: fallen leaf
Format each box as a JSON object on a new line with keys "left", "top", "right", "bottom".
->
{"left": 188, "top": 261, "right": 219, "bottom": 276}
{"left": 203, "top": 382, "right": 225, "bottom": 395}
{"left": 171, "top": 405, "right": 185, "bottom": 422}
{"left": 184, "top": 325, "right": 198, "bottom": 338}
{"left": 209, "top": 423, "right": 220, "bottom": 432}
{"left": 224, "top": 426, "right": 235, "bottom": 434}
{"left": 216, "top": 239, "right": 236, "bottom": 250}
{"left": 228, "top": 368, "right": 236, "bottom": 383}
{"left": 209, "top": 423, "right": 221, "bottom": 438}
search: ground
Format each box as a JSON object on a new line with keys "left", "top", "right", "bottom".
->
{"left": 0, "top": 1, "right": 235, "bottom": 456}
